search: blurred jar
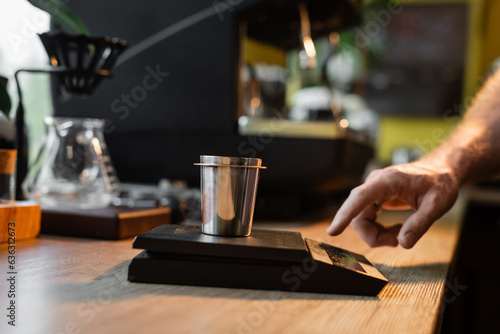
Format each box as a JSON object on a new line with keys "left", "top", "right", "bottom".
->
{"left": 24, "top": 117, "right": 120, "bottom": 209}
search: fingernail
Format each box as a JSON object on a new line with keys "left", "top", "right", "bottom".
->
{"left": 404, "top": 232, "right": 417, "bottom": 247}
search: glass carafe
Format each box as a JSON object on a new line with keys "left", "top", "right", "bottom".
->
{"left": 24, "top": 117, "right": 120, "bottom": 209}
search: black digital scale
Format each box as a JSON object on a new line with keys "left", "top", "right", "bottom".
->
{"left": 128, "top": 224, "right": 388, "bottom": 296}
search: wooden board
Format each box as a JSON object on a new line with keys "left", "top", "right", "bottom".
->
{"left": 0, "top": 211, "right": 461, "bottom": 334}
{"left": 41, "top": 206, "right": 171, "bottom": 239}
{"left": 0, "top": 201, "right": 41, "bottom": 243}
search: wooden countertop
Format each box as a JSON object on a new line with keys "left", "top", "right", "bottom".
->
{"left": 0, "top": 211, "right": 461, "bottom": 334}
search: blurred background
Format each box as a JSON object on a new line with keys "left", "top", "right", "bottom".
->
{"left": 3, "top": 1, "right": 500, "bottom": 331}
{"left": 1, "top": 0, "right": 500, "bottom": 217}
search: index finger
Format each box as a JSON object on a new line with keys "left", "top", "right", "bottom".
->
{"left": 326, "top": 177, "right": 396, "bottom": 236}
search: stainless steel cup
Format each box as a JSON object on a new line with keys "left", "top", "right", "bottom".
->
{"left": 195, "top": 155, "right": 266, "bottom": 237}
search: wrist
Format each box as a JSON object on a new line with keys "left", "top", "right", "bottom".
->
{"left": 414, "top": 153, "right": 463, "bottom": 187}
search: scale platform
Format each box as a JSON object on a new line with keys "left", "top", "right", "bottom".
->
{"left": 128, "top": 224, "right": 388, "bottom": 296}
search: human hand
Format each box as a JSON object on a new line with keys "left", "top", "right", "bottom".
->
{"left": 326, "top": 162, "right": 460, "bottom": 248}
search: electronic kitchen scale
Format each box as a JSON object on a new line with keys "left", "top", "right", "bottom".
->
{"left": 128, "top": 224, "right": 388, "bottom": 296}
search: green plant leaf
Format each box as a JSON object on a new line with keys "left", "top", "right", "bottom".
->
{"left": 0, "top": 78, "right": 12, "bottom": 120}
{"left": 27, "top": 0, "right": 90, "bottom": 36}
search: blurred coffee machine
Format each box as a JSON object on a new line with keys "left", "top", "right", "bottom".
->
{"left": 52, "top": 0, "right": 373, "bottom": 218}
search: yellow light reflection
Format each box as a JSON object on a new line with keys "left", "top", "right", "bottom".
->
{"left": 339, "top": 119, "right": 349, "bottom": 128}
{"left": 251, "top": 97, "right": 260, "bottom": 108}
{"left": 50, "top": 56, "right": 58, "bottom": 66}
{"left": 303, "top": 37, "right": 316, "bottom": 58}
{"left": 298, "top": 2, "right": 317, "bottom": 69}
{"left": 329, "top": 32, "right": 340, "bottom": 45}
{"left": 250, "top": 97, "right": 260, "bottom": 116}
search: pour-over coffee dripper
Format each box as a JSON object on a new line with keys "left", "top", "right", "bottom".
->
{"left": 37, "top": 32, "right": 127, "bottom": 95}
{"left": 13, "top": 32, "right": 127, "bottom": 200}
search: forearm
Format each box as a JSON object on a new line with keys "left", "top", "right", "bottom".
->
{"left": 418, "top": 69, "right": 500, "bottom": 186}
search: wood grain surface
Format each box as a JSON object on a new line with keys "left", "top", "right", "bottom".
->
{"left": 0, "top": 211, "right": 461, "bottom": 334}
{"left": 0, "top": 201, "right": 41, "bottom": 243}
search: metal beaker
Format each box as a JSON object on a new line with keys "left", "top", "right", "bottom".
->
{"left": 195, "top": 155, "right": 266, "bottom": 237}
